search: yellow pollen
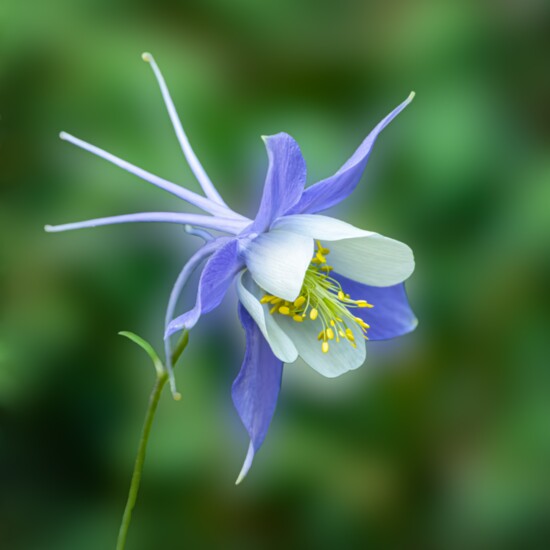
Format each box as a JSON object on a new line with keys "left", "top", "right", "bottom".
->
{"left": 317, "top": 330, "right": 325, "bottom": 340}
{"left": 338, "top": 290, "right": 345, "bottom": 300}
{"left": 354, "top": 316, "right": 370, "bottom": 329}
{"left": 278, "top": 306, "right": 290, "bottom": 315}
{"left": 269, "top": 304, "right": 278, "bottom": 315}
{"left": 326, "top": 328, "right": 335, "bottom": 340}
{"left": 310, "top": 308, "right": 319, "bottom": 320}
{"left": 356, "top": 300, "right": 373, "bottom": 308}
{"left": 294, "top": 296, "right": 306, "bottom": 308}
{"left": 322, "top": 341, "right": 329, "bottom": 353}
{"left": 345, "top": 328, "right": 355, "bottom": 341}
{"left": 260, "top": 295, "right": 273, "bottom": 304}
{"left": 316, "top": 241, "right": 330, "bottom": 255}
{"left": 293, "top": 314, "right": 304, "bottom": 322}
{"left": 315, "top": 251, "right": 326, "bottom": 263}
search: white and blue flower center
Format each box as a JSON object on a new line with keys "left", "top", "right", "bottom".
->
{"left": 260, "top": 241, "right": 373, "bottom": 353}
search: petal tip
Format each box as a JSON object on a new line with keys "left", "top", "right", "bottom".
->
{"left": 235, "top": 471, "right": 246, "bottom": 486}
{"left": 235, "top": 441, "right": 255, "bottom": 485}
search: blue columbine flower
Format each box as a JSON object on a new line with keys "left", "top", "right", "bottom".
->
{"left": 46, "top": 53, "right": 417, "bottom": 483}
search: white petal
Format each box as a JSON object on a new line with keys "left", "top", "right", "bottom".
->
{"left": 236, "top": 272, "right": 298, "bottom": 364}
{"left": 273, "top": 313, "right": 366, "bottom": 378}
{"left": 273, "top": 213, "right": 372, "bottom": 240}
{"left": 240, "top": 229, "right": 313, "bottom": 301}
{"left": 273, "top": 214, "right": 414, "bottom": 286}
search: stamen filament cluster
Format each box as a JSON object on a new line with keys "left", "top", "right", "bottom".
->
{"left": 261, "top": 241, "right": 373, "bottom": 353}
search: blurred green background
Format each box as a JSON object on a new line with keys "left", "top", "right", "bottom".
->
{"left": 1, "top": 0, "right": 549, "bottom": 548}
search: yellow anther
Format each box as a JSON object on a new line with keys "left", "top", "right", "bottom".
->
{"left": 345, "top": 328, "right": 355, "bottom": 341}
{"left": 356, "top": 300, "right": 373, "bottom": 308}
{"left": 338, "top": 290, "right": 345, "bottom": 300}
{"left": 310, "top": 308, "right": 319, "bottom": 320}
{"left": 316, "top": 240, "right": 330, "bottom": 254}
{"left": 269, "top": 305, "right": 278, "bottom": 315}
{"left": 260, "top": 295, "right": 273, "bottom": 304}
{"left": 293, "top": 315, "right": 304, "bottom": 323}
{"left": 354, "top": 316, "right": 370, "bottom": 329}
{"left": 320, "top": 266, "right": 333, "bottom": 272}
{"left": 321, "top": 341, "right": 330, "bottom": 353}
{"left": 330, "top": 320, "right": 335, "bottom": 327}
{"left": 293, "top": 296, "right": 306, "bottom": 308}
{"left": 315, "top": 251, "right": 326, "bottom": 263}
{"left": 317, "top": 330, "right": 325, "bottom": 340}
{"left": 270, "top": 297, "right": 282, "bottom": 304}
{"left": 326, "top": 328, "right": 335, "bottom": 340}
{"left": 278, "top": 306, "right": 290, "bottom": 315}
{"left": 339, "top": 330, "right": 346, "bottom": 338}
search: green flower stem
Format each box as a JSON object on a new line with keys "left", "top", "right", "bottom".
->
{"left": 115, "top": 331, "right": 189, "bottom": 550}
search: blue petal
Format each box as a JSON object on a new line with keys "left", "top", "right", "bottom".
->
{"left": 232, "top": 304, "right": 283, "bottom": 484}
{"left": 250, "top": 133, "right": 307, "bottom": 233}
{"left": 288, "top": 93, "right": 414, "bottom": 215}
{"left": 335, "top": 273, "right": 418, "bottom": 341}
{"left": 165, "top": 238, "right": 243, "bottom": 337}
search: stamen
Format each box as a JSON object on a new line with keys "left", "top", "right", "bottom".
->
{"left": 316, "top": 251, "right": 326, "bottom": 263}
{"left": 261, "top": 240, "right": 372, "bottom": 353}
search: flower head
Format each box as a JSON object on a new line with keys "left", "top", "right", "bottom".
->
{"left": 46, "top": 53, "right": 417, "bottom": 483}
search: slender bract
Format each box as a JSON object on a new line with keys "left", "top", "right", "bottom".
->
{"left": 47, "top": 53, "right": 417, "bottom": 483}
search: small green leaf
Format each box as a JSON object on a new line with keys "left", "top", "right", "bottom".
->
{"left": 119, "top": 331, "right": 164, "bottom": 377}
